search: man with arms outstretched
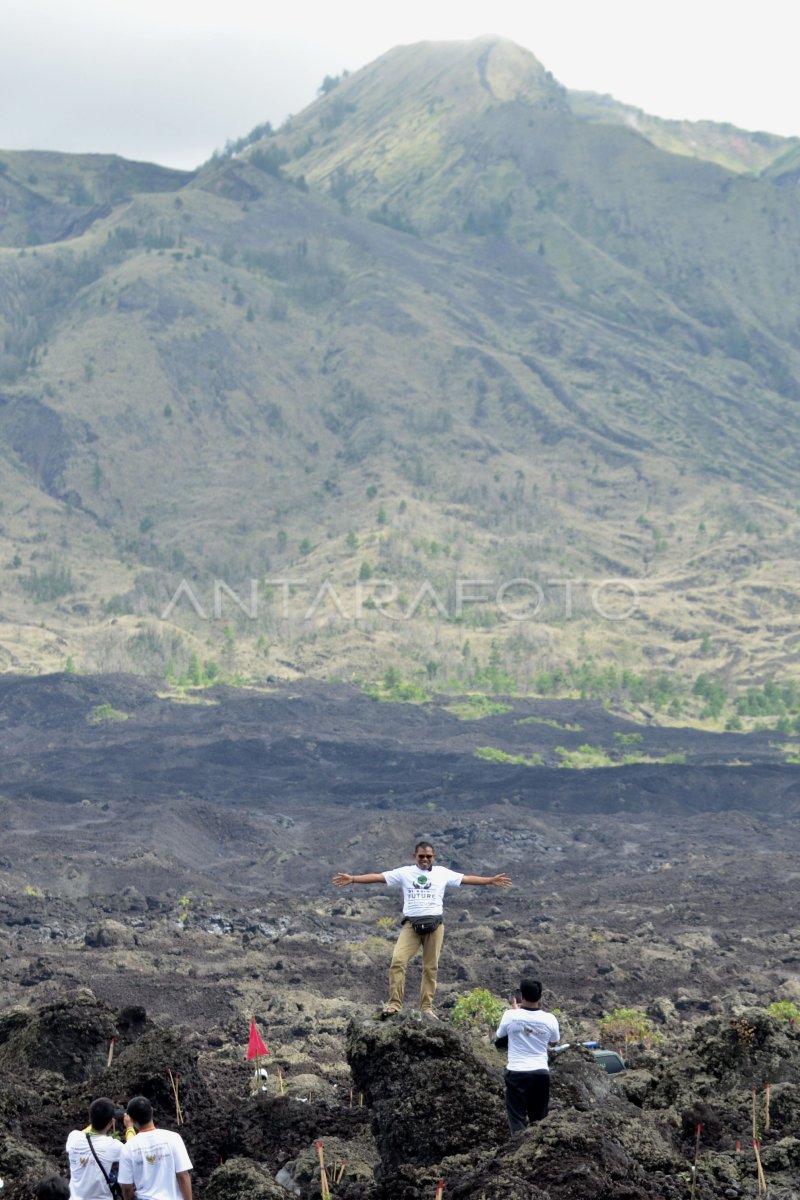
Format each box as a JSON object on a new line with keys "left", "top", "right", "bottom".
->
{"left": 333, "top": 840, "right": 511, "bottom": 1019}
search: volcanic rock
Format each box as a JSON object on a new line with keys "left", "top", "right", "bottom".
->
{"left": 205, "top": 1156, "right": 287, "bottom": 1199}
{"left": 346, "top": 1013, "right": 507, "bottom": 1171}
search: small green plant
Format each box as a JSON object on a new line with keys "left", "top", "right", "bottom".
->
{"left": 376, "top": 916, "right": 396, "bottom": 932}
{"left": 766, "top": 1000, "right": 800, "bottom": 1024}
{"left": 23, "top": 884, "right": 43, "bottom": 898}
{"left": 599, "top": 1007, "right": 660, "bottom": 1051}
{"left": 363, "top": 669, "right": 429, "bottom": 704}
{"left": 555, "top": 744, "right": 614, "bottom": 768}
{"left": 177, "top": 896, "right": 191, "bottom": 925}
{"left": 474, "top": 746, "right": 543, "bottom": 766}
{"left": 89, "top": 703, "right": 128, "bottom": 724}
{"left": 613, "top": 731, "right": 644, "bottom": 747}
{"left": 452, "top": 988, "right": 505, "bottom": 1031}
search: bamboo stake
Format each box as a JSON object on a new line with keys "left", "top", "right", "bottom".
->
{"left": 751, "top": 1087, "right": 757, "bottom": 1142}
{"left": 107, "top": 1038, "right": 115, "bottom": 1068}
{"left": 753, "top": 1139, "right": 767, "bottom": 1195}
{"left": 336, "top": 1159, "right": 347, "bottom": 1184}
{"left": 167, "top": 1069, "right": 184, "bottom": 1125}
{"left": 278, "top": 1068, "right": 285, "bottom": 1096}
{"left": 435, "top": 1181, "right": 444, "bottom": 1200}
{"left": 764, "top": 1082, "right": 771, "bottom": 1132}
{"left": 349, "top": 1087, "right": 353, "bottom": 1108}
{"left": 315, "top": 1141, "right": 330, "bottom": 1200}
{"left": 689, "top": 1123, "right": 701, "bottom": 1200}
{"left": 359, "top": 1092, "right": 363, "bottom": 1107}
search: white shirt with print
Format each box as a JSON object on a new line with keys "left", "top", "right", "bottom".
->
{"left": 495, "top": 1007, "right": 560, "bottom": 1071}
{"left": 66, "top": 1130, "right": 121, "bottom": 1200}
{"left": 118, "top": 1128, "right": 192, "bottom": 1200}
{"left": 382, "top": 864, "right": 463, "bottom": 916}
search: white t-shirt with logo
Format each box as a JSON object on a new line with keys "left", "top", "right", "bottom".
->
{"left": 66, "top": 1130, "right": 121, "bottom": 1200}
{"left": 495, "top": 1007, "right": 560, "bottom": 1071}
{"left": 382, "top": 864, "right": 463, "bottom": 916}
{"left": 118, "top": 1128, "right": 192, "bottom": 1200}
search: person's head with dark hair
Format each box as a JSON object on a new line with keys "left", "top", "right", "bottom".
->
{"left": 519, "top": 979, "right": 543, "bottom": 1005}
{"left": 126, "top": 1095, "right": 153, "bottom": 1128}
{"left": 35, "top": 1177, "right": 70, "bottom": 1200}
{"left": 88, "top": 1096, "right": 123, "bottom": 1132}
{"left": 413, "top": 841, "right": 435, "bottom": 868}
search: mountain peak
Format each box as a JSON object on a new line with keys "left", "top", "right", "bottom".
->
{"left": 297, "top": 35, "right": 566, "bottom": 135}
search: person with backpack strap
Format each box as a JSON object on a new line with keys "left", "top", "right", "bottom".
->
{"left": 333, "top": 839, "right": 511, "bottom": 1019}
{"left": 66, "top": 1098, "right": 125, "bottom": 1200}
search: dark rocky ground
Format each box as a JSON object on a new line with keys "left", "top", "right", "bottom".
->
{"left": 1, "top": 673, "right": 799, "bottom": 1198}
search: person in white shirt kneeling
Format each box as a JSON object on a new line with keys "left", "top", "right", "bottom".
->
{"left": 495, "top": 979, "right": 560, "bottom": 1134}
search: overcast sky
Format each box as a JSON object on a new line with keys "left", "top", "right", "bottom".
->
{"left": 3, "top": 0, "right": 798, "bottom": 171}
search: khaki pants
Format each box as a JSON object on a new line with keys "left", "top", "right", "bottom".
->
{"left": 386, "top": 921, "right": 445, "bottom": 1012}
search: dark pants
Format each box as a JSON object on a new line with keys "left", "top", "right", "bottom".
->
{"left": 504, "top": 1069, "right": 550, "bottom": 1134}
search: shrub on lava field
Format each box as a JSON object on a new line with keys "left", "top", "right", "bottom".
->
{"left": 767, "top": 1000, "right": 800, "bottom": 1024}
{"left": 599, "top": 1006, "right": 661, "bottom": 1052}
{"left": 452, "top": 988, "right": 505, "bottom": 1031}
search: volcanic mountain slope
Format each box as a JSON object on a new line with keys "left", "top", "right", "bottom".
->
{"left": 0, "top": 38, "right": 798, "bottom": 697}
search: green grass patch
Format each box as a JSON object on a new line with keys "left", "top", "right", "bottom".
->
{"left": 614, "top": 731, "right": 644, "bottom": 747}
{"left": 555, "top": 743, "right": 614, "bottom": 768}
{"left": 446, "top": 695, "right": 513, "bottom": 720}
{"left": 363, "top": 667, "right": 430, "bottom": 705}
{"left": 617, "top": 751, "right": 687, "bottom": 765}
{"left": 474, "top": 746, "right": 543, "bottom": 766}
{"left": 89, "top": 703, "right": 128, "bottom": 724}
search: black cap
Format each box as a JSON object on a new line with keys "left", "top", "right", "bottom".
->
{"left": 89, "top": 1097, "right": 124, "bottom": 1128}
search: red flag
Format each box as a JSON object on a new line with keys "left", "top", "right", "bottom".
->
{"left": 247, "top": 1017, "right": 269, "bottom": 1059}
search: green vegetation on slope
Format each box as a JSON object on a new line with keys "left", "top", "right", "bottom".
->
{"left": 0, "top": 37, "right": 797, "bottom": 705}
